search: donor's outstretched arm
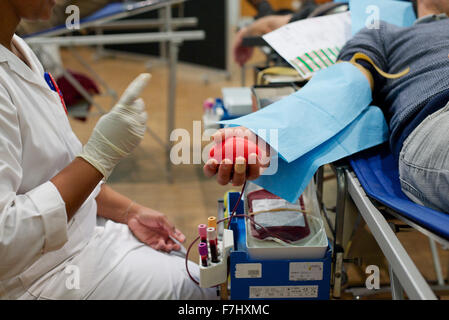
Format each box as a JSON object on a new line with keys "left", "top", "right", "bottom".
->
{"left": 204, "top": 60, "right": 375, "bottom": 186}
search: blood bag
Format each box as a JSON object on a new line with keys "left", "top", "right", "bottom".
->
{"left": 247, "top": 189, "right": 311, "bottom": 243}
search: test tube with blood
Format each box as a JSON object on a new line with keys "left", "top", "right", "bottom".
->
{"left": 207, "top": 217, "right": 220, "bottom": 254}
{"left": 207, "top": 216, "right": 220, "bottom": 255}
{"left": 198, "top": 224, "right": 207, "bottom": 244}
{"left": 198, "top": 242, "right": 209, "bottom": 267}
{"left": 207, "top": 227, "right": 219, "bottom": 263}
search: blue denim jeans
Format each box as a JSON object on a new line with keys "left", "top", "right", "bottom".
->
{"left": 399, "top": 102, "right": 449, "bottom": 213}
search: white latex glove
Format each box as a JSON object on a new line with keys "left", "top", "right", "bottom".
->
{"left": 79, "top": 73, "right": 151, "bottom": 179}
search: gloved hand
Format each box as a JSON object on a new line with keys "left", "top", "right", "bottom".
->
{"left": 79, "top": 73, "right": 151, "bottom": 179}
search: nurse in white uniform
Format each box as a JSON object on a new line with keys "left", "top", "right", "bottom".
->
{"left": 0, "top": 0, "right": 217, "bottom": 300}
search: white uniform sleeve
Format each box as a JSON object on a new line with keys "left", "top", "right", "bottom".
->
{"left": 0, "top": 86, "right": 68, "bottom": 280}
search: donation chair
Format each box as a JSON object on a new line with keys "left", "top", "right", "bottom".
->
{"left": 317, "top": 144, "right": 449, "bottom": 300}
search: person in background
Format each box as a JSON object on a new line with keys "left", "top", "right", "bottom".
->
{"left": 235, "top": 0, "right": 340, "bottom": 66}
{"left": 246, "top": 0, "right": 277, "bottom": 18}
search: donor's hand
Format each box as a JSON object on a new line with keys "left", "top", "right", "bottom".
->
{"left": 203, "top": 127, "right": 271, "bottom": 186}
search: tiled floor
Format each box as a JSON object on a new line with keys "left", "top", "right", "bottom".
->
{"left": 63, "top": 47, "right": 449, "bottom": 300}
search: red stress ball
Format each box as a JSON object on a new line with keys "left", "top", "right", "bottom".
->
{"left": 209, "top": 136, "right": 260, "bottom": 163}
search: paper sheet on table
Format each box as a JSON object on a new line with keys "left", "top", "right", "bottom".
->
{"left": 350, "top": 0, "right": 417, "bottom": 35}
{"left": 263, "top": 12, "right": 352, "bottom": 79}
{"left": 253, "top": 106, "right": 389, "bottom": 202}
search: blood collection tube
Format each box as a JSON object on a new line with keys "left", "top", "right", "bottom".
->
{"left": 198, "top": 242, "right": 209, "bottom": 267}
{"left": 208, "top": 216, "right": 217, "bottom": 230}
{"left": 208, "top": 217, "right": 219, "bottom": 255}
{"left": 198, "top": 224, "right": 207, "bottom": 244}
{"left": 207, "top": 227, "right": 219, "bottom": 263}
{"left": 207, "top": 219, "right": 220, "bottom": 255}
